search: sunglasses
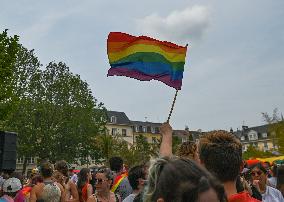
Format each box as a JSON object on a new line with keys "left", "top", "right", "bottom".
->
{"left": 95, "top": 178, "right": 109, "bottom": 184}
{"left": 251, "top": 171, "right": 263, "bottom": 176}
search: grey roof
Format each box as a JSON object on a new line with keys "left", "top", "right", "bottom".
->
{"left": 131, "top": 121, "right": 162, "bottom": 127}
{"left": 233, "top": 123, "right": 272, "bottom": 142}
{"left": 131, "top": 121, "right": 162, "bottom": 134}
{"left": 106, "top": 111, "right": 131, "bottom": 125}
{"left": 173, "top": 130, "right": 190, "bottom": 137}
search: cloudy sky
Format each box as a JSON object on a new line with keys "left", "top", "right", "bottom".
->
{"left": 1, "top": 0, "right": 284, "bottom": 131}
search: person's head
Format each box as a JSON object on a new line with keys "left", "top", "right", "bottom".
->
{"left": 2, "top": 177, "right": 22, "bottom": 198}
{"left": 40, "top": 161, "right": 54, "bottom": 178}
{"left": 78, "top": 168, "right": 91, "bottom": 184}
{"left": 263, "top": 162, "right": 271, "bottom": 170}
{"left": 198, "top": 130, "right": 242, "bottom": 183}
{"left": 177, "top": 141, "right": 200, "bottom": 162}
{"left": 31, "top": 175, "right": 43, "bottom": 185}
{"left": 109, "top": 156, "right": 123, "bottom": 173}
{"left": 143, "top": 157, "right": 227, "bottom": 202}
{"left": 128, "top": 165, "right": 147, "bottom": 191}
{"left": 250, "top": 163, "right": 268, "bottom": 187}
{"left": 55, "top": 160, "right": 69, "bottom": 177}
{"left": 95, "top": 167, "right": 113, "bottom": 193}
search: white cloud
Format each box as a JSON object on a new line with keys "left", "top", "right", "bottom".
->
{"left": 22, "top": 9, "right": 78, "bottom": 44}
{"left": 137, "top": 5, "right": 210, "bottom": 45}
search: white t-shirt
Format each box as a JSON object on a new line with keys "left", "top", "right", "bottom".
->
{"left": 268, "top": 177, "right": 277, "bottom": 188}
{"left": 262, "top": 186, "right": 284, "bottom": 202}
{"left": 122, "top": 193, "right": 136, "bottom": 202}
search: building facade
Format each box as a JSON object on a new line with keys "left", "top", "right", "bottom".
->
{"left": 105, "top": 111, "right": 134, "bottom": 145}
{"left": 131, "top": 121, "right": 162, "bottom": 144}
{"left": 234, "top": 125, "right": 278, "bottom": 152}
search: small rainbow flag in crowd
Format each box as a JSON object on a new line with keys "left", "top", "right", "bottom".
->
{"left": 107, "top": 32, "right": 188, "bottom": 90}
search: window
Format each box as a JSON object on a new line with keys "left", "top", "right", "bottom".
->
{"left": 248, "top": 131, "right": 258, "bottom": 141}
{"left": 155, "top": 127, "right": 159, "bottom": 133}
{"left": 241, "top": 136, "right": 245, "bottom": 141}
{"left": 27, "top": 157, "right": 35, "bottom": 164}
{"left": 139, "top": 126, "right": 143, "bottom": 132}
{"left": 262, "top": 133, "right": 267, "bottom": 138}
{"left": 110, "top": 116, "right": 117, "bottom": 123}
{"left": 182, "top": 137, "right": 188, "bottom": 143}
{"left": 112, "top": 128, "right": 117, "bottom": 136}
{"left": 122, "top": 129, "right": 127, "bottom": 136}
{"left": 142, "top": 126, "right": 147, "bottom": 133}
{"left": 264, "top": 142, "right": 268, "bottom": 151}
{"left": 17, "top": 157, "right": 24, "bottom": 164}
{"left": 135, "top": 126, "right": 139, "bottom": 132}
{"left": 147, "top": 126, "right": 151, "bottom": 133}
{"left": 151, "top": 127, "right": 155, "bottom": 133}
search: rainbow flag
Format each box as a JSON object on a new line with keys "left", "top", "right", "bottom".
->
{"left": 107, "top": 32, "right": 188, "bottom": 90}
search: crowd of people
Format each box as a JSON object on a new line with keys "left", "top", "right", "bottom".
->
{"left": 0, "top": 123, "right": 284, "bottom": 202}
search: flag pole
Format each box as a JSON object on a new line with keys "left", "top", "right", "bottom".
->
{"left": 167, "top": 89, "right": 179, "bottom": 123}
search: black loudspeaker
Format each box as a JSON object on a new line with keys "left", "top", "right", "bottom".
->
{"left": 0, "top": 131, "right": 17, "bottom": 171}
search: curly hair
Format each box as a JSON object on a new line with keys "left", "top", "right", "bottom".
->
{"left": 177, "top": 141, "right": 197, "bottom": 159}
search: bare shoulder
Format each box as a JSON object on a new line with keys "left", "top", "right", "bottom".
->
{"left": 55, "top": 182, "right": 64, "bottom": 191}
{"left": 33, "top": 183, "right": 44, "bottom": 191}
{"left": 69, "top": 180, "right": 76, "bottom": 188}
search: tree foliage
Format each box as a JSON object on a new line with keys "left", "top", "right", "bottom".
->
{"left": 262, "top": 108, "right": 284, "bottom": 154}
{"left": 97, "top": 134, "right": 160, "bottom": 167}
{"left": 1, "top": 32, "right": 106, "bottom": 167}
{"left": 243, "top": 145, "right": 274, "bottom": 160}
{"left": 0, "top": 30, "right": 19, "bottom": 122}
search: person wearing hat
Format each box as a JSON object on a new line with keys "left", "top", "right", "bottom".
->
{"left": 0, "top": 177, "right": 22, "bottom": 202}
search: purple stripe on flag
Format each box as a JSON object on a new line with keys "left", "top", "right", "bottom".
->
{"left": 107, "top": 67, "right": 182, "bottom": 90}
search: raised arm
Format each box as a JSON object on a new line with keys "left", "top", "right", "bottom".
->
{"left": 159, "top": 122, "right": 173, "bottom": 157}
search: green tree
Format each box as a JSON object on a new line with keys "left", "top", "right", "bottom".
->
{"left": 243, "top": 145, "right": 274, "bottom": 160}
{"left": 0, "top": 30, "right": 19, "bottom": 123}
{"left": 262, "top": 108, "right": 284, "bottom": 154}
{"left": 4, "top": 45, "right": 106, "bottom": 168}
{"left": 34, "top": 62, "right": 106, "bottom": 164}
{"left": 2, "top": 45, "right": 43, "bottom": 173}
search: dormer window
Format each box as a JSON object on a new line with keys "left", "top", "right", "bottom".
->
{"left": 110, "top": 116, "right": 117, "bottom": 123}
{"left": 248, "top": 131, "right": 258, "bottom": 141}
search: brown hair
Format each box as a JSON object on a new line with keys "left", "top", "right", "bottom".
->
{"left": 144, "top": 157, "right": 227, "bottom": 202}
{"left": 55, "top": 160, "right": 69, "bottom": 177}
{"left": 199, "top": 130, "right": 242, "bottom": 182}
{"left": 177, "top": 141, "right": 197, "bottom": 159}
